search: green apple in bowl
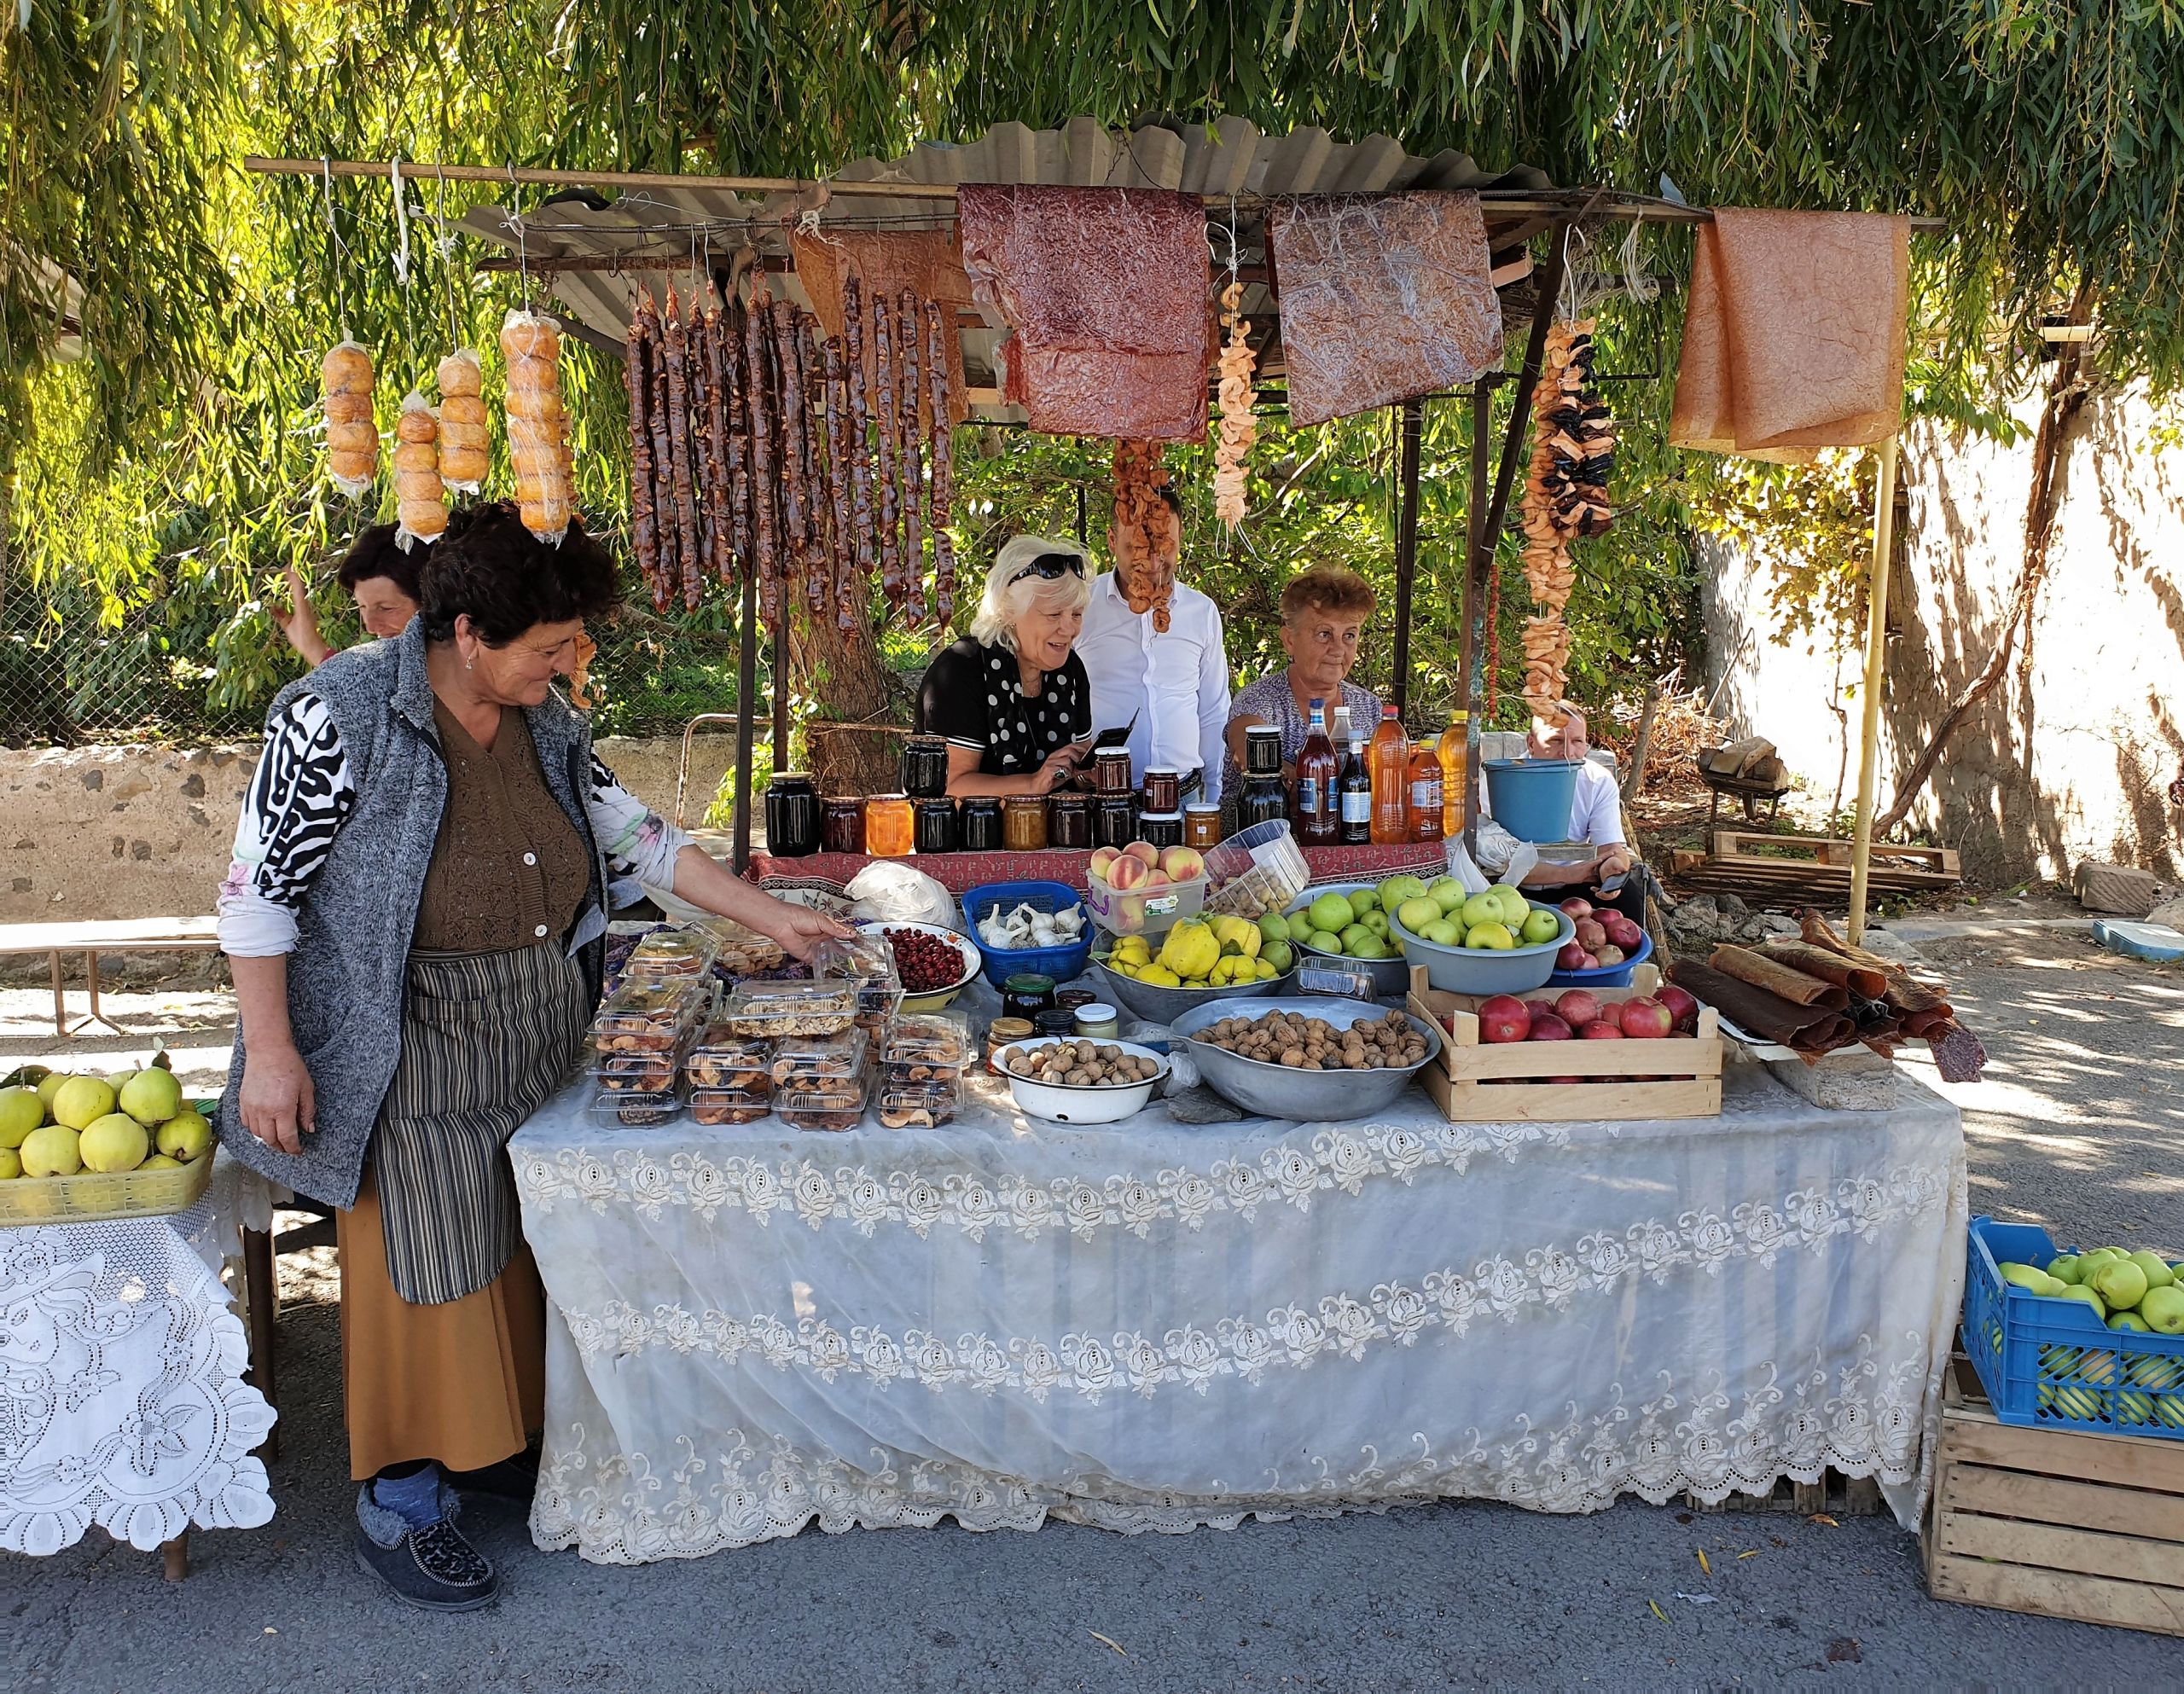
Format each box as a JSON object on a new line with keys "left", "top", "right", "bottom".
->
{"left": 1520, "top": 908, "right": 1562, "bottom": 946}
{"left": 1428, "top": 877, "right": 1467, "bottom": 914}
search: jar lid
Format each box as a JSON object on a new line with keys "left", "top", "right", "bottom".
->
{"left": 1075, "top": 1002, "right": 1118, "bottom": 1023}
{"left": 903, "top": 733, "right": 944, "bottom": 747}
{"left": 959, "top": 795, "right": 1002, "bottom": 812}
{"left": 867, "top": 792, "right": 909, "bottom": 803}
{"left": 822, "top": 793, "right": 863, "bottom": 806}
{"left": 1054, "top": 988, "right": 1097, "bottom": 1010}
{"left": 1033, "top": 1008, "right": 1076, "bottom": 1033}
{"left": 1003, "top": 792, "right": 1047, "bottom": 807}
{"left": 1138, "top": 809, "right": 1182, "bottom": 822}
{"left": 1001, "top": 973, "right": 1055, "bottom": 992}
{"left": 913, "top": 796, "right": 958, "bottom": 810}
{"left": 1246, "top": 724, "right": 1281, "bottom": 740}
{"left": 1094, "top": 746, "right": 1131, "bottom": 760}
{"left": 769, "top": 771, "right": 815, "bottom": 786}
{"left": 1047, "top": 791, "right": 1090, "bottom": 810}
{"left": 1183, "top": 802, "right": 1220, "bottom": 815}
{"left": 1143, "top": 766, "right": 1180, "bottom": 779}
{"left": 988, "top": 1018, "right": 1035, "bottom": 1041}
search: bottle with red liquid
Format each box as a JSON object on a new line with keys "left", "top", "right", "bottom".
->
{"left": 1408, "top": 742, "right": 1445, "bottom": 842}
{"left": 1368, "top": 705, "right": 1411, "bottom": 844}
{"left": 1292, "top": 698, "right": 1339, "bottom": 846}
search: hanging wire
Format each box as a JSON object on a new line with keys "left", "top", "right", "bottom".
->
{"left": 508, "top": 161, "right": 531, "bottom": 311}
{"left": 322, "top": 157, "right": 354, "bottom": 339}
{"left": 389, "top": 153, "right": 417, "bottom": 374}
{"left": 433, "top": 165, "right": 462, "bottom": 351}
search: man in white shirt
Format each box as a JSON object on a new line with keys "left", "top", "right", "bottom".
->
{"left": 1077, "top": 485, "right": 1232, "bottom": 803}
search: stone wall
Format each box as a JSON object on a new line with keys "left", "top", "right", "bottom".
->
{"left": 0, "top": 733, "right": 742, "bottom": 925}
{"left": 1704, "top": 377, "right": 2184, "bottom": 885}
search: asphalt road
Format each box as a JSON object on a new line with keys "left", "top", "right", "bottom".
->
{"left": 5, "top": 917, "right": 2182, "bottom": 1691}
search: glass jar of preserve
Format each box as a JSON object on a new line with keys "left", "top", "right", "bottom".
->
{"left": 913, "top": 796, "right": 961, "bottom": 854}
{"left": 1095, "top": 794, "right": 1138, "bottom": 850}
{"left": 1141, "top": 768, "right": 1181, "bottom": 814}
{"left": 1239, "top": 775, "right": 1288, "bottom": 829}
{"left": 900, "top": 734, "right": 950, "bottom": 798}
{"left": 1136, "top": 809, "right": 1183, "bottom": 851}
{"left": 864, "top": 793, "right": 915, "bottom": 858}
{"left": 1054, "top": 987, "right": 1098, "bottom": 1016}
{"left": 1046, "top": 792, "right": 1092, "bottom": 850}
{"left": 1002, "top": 794, "right": 1048, "bottom": 851}
{"left": 985, "top": 1018, "right": 1034, "bottom": 1072}
{"left": 1032, "top": 1008, "right": 1077, "bottom": 1041}
{"left": 1183, "top": 803, "right": 1222, "bottom": 849}
{"left": 958, "top": 796, "right": 1003, "bottom": 853}
{"left": 763, "top": 774, "right": 822, "bottom": 857}
{"left": 1000, "top": 973, "right": 1056, "bottom": 1022}
{"left": 1073, "top": 1002, "right": 1120, "bottom": 1040}
{"left": 821, "top": 795, "right": 866, "bottom": 855}
{"left": 1092, "top": 747, "right": 1134, "bottom": 797}
{"left": 1244, "top": 724, "right": 1283, "bottom": 776}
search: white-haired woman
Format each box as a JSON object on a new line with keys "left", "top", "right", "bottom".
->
{"left": 915, "top": 535, "right": 1096, "bottom": 797}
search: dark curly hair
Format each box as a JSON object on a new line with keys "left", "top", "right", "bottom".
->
{"left": 417, "top": 502, "right": 622, "bottom": 645}
{"left": 334, "top": 524, "right": 424, "bottom": 603}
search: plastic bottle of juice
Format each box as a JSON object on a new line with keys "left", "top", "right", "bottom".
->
{"left": 1292, "top": 699, "right": 1339, "bottom": 846}
{"left": 1437, "top": 711, "right": 1469, "bottom": 838}
{"left": 1408, "top": 742, "right": 1444, "bottom": 842}
{"left": 1368, "top": 705, "right": 1410, "bottom": 844}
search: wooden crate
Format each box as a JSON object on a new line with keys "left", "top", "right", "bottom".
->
{"left": 1407, "top": 964, "right": 1723, "bottom": 1123}
{"left": 1686, "top": 1469, "right": 1886, "bottom": 1517}
{"left": 1926, "top": 1358, "right": 2184, "bottom": 1637}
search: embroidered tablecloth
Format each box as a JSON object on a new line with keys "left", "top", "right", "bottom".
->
{"left": 0, "top": 1160, "right": 278, "bottom": 1555}
{"left": 512, "top": 1063, "right": 1966, "bottom": 1564}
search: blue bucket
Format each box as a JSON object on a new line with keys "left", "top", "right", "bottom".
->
{"left": 1484, "top": 759, "right": 1580, "bottom": 843}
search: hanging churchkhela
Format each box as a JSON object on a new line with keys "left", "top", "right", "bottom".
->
{"left": 869, "top": 287, "right": 904, "bottom": 615}
{"left": 895, "top": 289, "right": 926, "bottom": 629}
{"left": 1518, "top": 318, "right": 1617, "bottom": 725}
{"left": 662, "top": 287, "right": 704, "bottom": 610}
{"left": 925, "top": 298, "right": 956, "bottom": 624}
{"left": 501, "top": 309, "right": 571, "bottom": 542}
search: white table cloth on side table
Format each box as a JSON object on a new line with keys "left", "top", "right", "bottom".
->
{"left": 0, "top": 1158, "right": 279, "bottom": 1556}
{"left": 512, "top": 1063, "right": 1966, "bottom": 1566}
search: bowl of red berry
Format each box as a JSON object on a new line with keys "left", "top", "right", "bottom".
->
{"left": 857, "top": 920, "right": 982, "bottom": 1012}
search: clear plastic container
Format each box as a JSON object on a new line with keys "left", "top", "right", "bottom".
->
{"left": 683, "top": 1024, "right": 774, "bottom": 1092}
{"left": 770, "top": 1027, "right": 869, "bottom": 1091}
{"left": 591, "top": 977, "right": 712, "bottom": 1053}
{"left": 778, "top": 1077, "right": 868, "bottom": 1133}
{"left": 875, "top": 1080, "right": 957, "bottom": 1128}
{"left": 717, "top": 979, "right": 859, "bottom": 1038}
{"left": 1083, "top": 864, "right": 1207, "bottom": 937}
{"left": 813, "top": 934, "right": 904, "bottom": 1029}
{"left": 1203, "top": 819, "right": 1312, "bottom": 920}
{"left": 588, "top": 1083, "right": 680, "bottom": 1127}
{"left": 689, "top": 1083, "right": 771, "bottom": 1126}
{"left": 698, "top": 917, "right": 787, "bottom": 978}
{"left": 621, "top": 924, "right": 720, "bottom": 982}
{"left": 879, "top": 1012, "right": 970, "bottom": 1093}
{"left": 591, "top": 1043, "right": 688, "bottom": 1094}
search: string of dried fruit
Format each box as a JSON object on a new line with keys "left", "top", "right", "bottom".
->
{"left": 765, "top": 300, "right": 812, "bottom": 617}
{"left": 322, "top": 341, "right": 376, "bottom": 496}
{"left": 798, "top": 315, "right": 845, "bottom": 627}
{"left": 924, "top": 299, "right": 957, "bottom": 625}
{"left": 622, "top": 303, "right": 662, "bottom": 606}
{"left": 646, "top": 304, "right": 680, "bottom": 602}
{"left": 569, "top": 629, "right": 598, "bottom": 711}
{"left": 1212, "top": 281, "right": 1258, "bottom": 527}
{"left": 1517, "top": 318, "right": 1595, "bottom": 724}
{"left": 723, "top": 302, "right": 751, "bottom": 583}
{"left": 435, "top": 351, "right": 489, "bottom": 492}
{"left": 819, "top": 334, "right": 859, "bottom": 634}
{"left": 840, "top": 275, "right": 879, "bottom": 588}
{"left": 792, "top": 310, "right": 829, "bottom": 607}
{"left": 663, "top": 288, "right": 704, "bottom": 611}
{"left": 869, "top": 287, "right": 904, "bottom": 612}
{"left": 501, "top": 309, "right": 571, "bottom": 542}
{"left": 687, "top": 303, "right": 718, "bottom": 606}
{"left": 742, "top": 294, "right": 783, "bottom": 630}
{"left": 392, "top": 392, "right": 448, "bottom": 548}
{"left": 702, "top": 306, "right": 737, "bottom": 589}
{"left": 896, "top": 289, "right": 926, "bottom": 630}
{"left": 1111, "top": 439, "right": 1176, "bottom": 633}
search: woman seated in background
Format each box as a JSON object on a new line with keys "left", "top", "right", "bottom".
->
{"left": 915, "top": 535, "right": 1096, "bottom": 798}
{"left": 274, "top": 524, "right": 423, "bottom": 667}
{"left": 1223, "top": 564, "right": 1384, "bottom": 786}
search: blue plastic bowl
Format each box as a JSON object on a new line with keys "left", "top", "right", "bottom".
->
{"left": 1548, "top": 926, "right": 1654, "bottom": 989}
{"left": 1484, "top": 758, "right": 1581, "bottom": 844}
{"left": 961, "top": 879, "right": 1095, "bottom": 988}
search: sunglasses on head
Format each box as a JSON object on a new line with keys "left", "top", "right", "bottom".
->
{"left": 1008, "top": 551, "right": 1086, "bottom": 585}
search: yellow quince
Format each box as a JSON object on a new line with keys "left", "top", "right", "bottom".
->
{"left": 1157, "top": 920, "right": 1221, "bottom": 982}
{"left": 1113, "top": 934, "right": 1153, "bottom": 966}
{"left": 1137, "top": 963, "right": 1182, "bottom": 988}
{"left": 1211, "top": 915, "right": 1263, "bottom": 960}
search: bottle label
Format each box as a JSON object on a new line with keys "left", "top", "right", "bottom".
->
{"left": 1340, "top": 791, "right": 1372, "bottom": 824}
{"left": 1410, "top": 779, "right": 1443, "bottom": 811}
{"left": 1296, "top": 779, "right": 1320, "bottom": 815}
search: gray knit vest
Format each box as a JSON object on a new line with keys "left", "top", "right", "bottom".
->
{"left": 217, "top": 620, "right": 607, "bottom": 1209}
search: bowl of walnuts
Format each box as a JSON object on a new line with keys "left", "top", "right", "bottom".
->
{"left": 995, "top": 1036, "right": 1170, "bottom": 1124}
{"left": 1168, "top": 997, "right": 1442, "bottom": 1122}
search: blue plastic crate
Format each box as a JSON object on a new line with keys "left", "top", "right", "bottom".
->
{"left": 1964, "top": 1215, "right": 2184, "bottom": 1436}
{"left": 960, "top": 879, "right": 1095, "bottom": 989}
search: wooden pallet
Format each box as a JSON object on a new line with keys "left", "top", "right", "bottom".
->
{"left": 1686, "top": 1470, "right": 1886, "bottom": 1517}
{"left": 1710, "top": 830, "right": 1962, "bottom": 885}
{"left": 1925, "top": 1358, "right": 2184, "bottom": 1637}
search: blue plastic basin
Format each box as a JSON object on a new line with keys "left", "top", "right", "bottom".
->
{"left": 1484, "top": 759, "right": 1581, "bottom": 844}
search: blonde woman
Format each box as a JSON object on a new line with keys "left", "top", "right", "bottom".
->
{"left": 915, "top": 534, "right": 1097, "bottom": 797}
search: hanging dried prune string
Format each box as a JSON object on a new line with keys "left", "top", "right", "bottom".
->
{"left": 623, "top": 297, "right": 663, "bottom": 607}
{"left": 870, "top": 287, "right": 903, "bottom": 612}
{"left": 840, "top": 274, "right": 879, "bottom": 588}
{"left": 924, "top": 299, "right": 957, "bottom": 625}
{"left": 743, "top": 290, "right": 782, "bottom": 631}
{"left": 896, "top": 289, "right": 926, "bottom": 630}
{"left": 819, "top": 334, "right": 859, "bottom": 633}
{"left": 662, "top": 287, "right": 704, "bottom": 610}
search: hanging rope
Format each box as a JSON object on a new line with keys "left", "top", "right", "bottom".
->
{"left": 322, "top": 157, "right": 354, "bottom": 339}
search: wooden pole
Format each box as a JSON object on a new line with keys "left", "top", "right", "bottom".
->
{"left": 731, "top": 571, "right": 758, "bottom": 874}
{"left": 1390, "top": 398, "right": 1423, "bottom": 717}
{"left": 1847, "top": 434, "right": 1902, "bottom": 943}
{"left": 1463, "top": 377, "right": 1491, "bottom": 852}
{"left": 771, "top": 618, "right": 792, "bottom": 783}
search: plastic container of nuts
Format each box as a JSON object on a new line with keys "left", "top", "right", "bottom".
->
{"left": 689, "top": 1083, "right": 771, "bottom": 1126}
{"left": 875, "top": 1081, "right": 956, "bottom": 1129}
{"left": 588, "top": 1084, "right": 681, "bottom": 1127}
{"left": 717, "top": 980, "right": 859, "bottom": 1039}
{"left": 682, "top": 1024, "right": 773, "bottom": 1093}
{"left": 620, "top": 924, "right": 721, "bottom": 983}
{"left": 698, "top": 917, "right": 787, "bottom": 978}
{"left": 879, "top": 1013, "right": 968, "bottom": 1085}
{"left": 590, "top": 1041, "right": 691, "bottom": 1095}
{"left": 590, "top": 978, "right": 713, "bottom": 1054}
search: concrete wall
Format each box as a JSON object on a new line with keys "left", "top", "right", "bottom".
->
{"left": 0, "top": 733, "right": 741, "bottom": 924}
{"left": 1705, "top": 377, "right": 2184, "bottom": 884}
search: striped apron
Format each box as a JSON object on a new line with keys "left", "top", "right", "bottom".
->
{"left": 370, "top": 939, "right": 590, "bottom": 1304}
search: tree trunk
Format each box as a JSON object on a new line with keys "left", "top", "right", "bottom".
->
{"left": 791, "top": 595, "right": 906, "bottom": 795}
{"left": 1871, "top": 284, "right": 2094, "bottom": 839}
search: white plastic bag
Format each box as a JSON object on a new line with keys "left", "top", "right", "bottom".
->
{"left": 1439, "top": 836, "right": 1491, "bottom": 895}
{"left": 844, "top": 861, "right": 960, "bottom": 930}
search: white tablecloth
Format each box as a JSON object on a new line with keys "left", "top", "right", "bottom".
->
{"left": 0, "top": 1160, "right": 279, "bottom": 1554}
{"left": 512, "top": 1061, "right": 1966, "bottom": 1565}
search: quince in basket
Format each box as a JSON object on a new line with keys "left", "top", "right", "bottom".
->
{"left": 0, "top": 1065, "right": 213, "bottom": 1182}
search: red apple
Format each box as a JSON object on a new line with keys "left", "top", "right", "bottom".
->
{"left": 1555, "top": 989, "right": 1600, "bottom": 1029}
{"left": 1575, "top": 918, "right": 1606, "bottom": 951}
{"left": 1558, "top": 896, "right": 1594, "bottom": 920}
{"left": 1602, "top": 914, "right": 1642, "bottom": 950}
{"left": 1578, "top": 1019, "right": 1624, "bottom": 1040}
{"left": 1527, "top": 1013, "right": 1573, "bottom": 1041}
{"left": 1616, "top": 995, "right": 1675, "bottom": 1040}
{"left": 1523, "top": 998, "right": 1558, "bottom": 1023}
{"left": 1556, "top": 940, "right": 1589, "bottom": 972}
{"left": 1478, "top": 994, "right": 1532, "bottom": 1044}
{"left": 1577, "top": 953, "right": 1601, "bottom": 971}
{"left": 1657, "top": 983, "right": 1700, "bottom": 1032}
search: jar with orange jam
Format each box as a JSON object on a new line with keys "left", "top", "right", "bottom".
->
{"left": 863, "top": 792, "right": 915, "bottom": 858}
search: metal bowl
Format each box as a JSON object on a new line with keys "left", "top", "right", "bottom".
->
{"left": 996, "top": 1035, "right": 1171, "bottom": 1124}
{"left": 1168, "top": 996, "right": 1443, "bottom": 1122}
{"left": 854, "top": 920, "right": 981, "bottom": 1012}
{"left": 1083, "top": 954, "right": 1297, "bottom": 1026}
{"left": 1281, "top": 882, "right": 1418, "bottom": 998}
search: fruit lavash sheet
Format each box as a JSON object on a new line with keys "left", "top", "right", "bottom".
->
{"left": 1669, "top": 208, "right": 1910, "bottom": 463}
{"left": 1264, "top": 192, "right": 1504, "bottom": 426}
{"left": 955, "top": 183, "right": 1211, "bottom": 440}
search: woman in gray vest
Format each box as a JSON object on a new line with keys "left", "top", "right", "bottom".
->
{"left": 215, "top": 503, "right": 846, "bottom": 1610}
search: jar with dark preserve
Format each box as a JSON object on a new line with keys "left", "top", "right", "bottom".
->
{"left": 1095, "top": 794, "right": 1138, "bottom": 850}
{"left": 913, "top": 796, "right": 961, "bottom": 855}
{"left": 1002, "top": 794, "right": 1048, "bottom": 851}
{"left": 1000, "top": 973, "right": 1057, "bottom": 1022}
{"left": 1136, "top": 809, "right": 1183, "bottom": 850}
{"left": 959, "top": 796, "right": 1003, "bottom": 852}
{"left": 1054, "top": 987, "right": 1098, "bottom": 1015}
{"left": 1092, "top": 746, "right": 1134, "bottom": 797}
{"left": 1183, "top": 803, "right": 1222, "bottom": 849}
{"left": 763, "top": 774, "right": 822, "bottom": 857}
{"left": 1046, "top": 792, "right": 1092, "bottom": 849}
{"left": 1141, "top": 767, "right": 1181, "bottom": 814}
{"left": 1244, "top": 724, "right": 1283, "bottom": 776}
{"left": 900, "top": 734, "right": 950, "bottom": 798}
{"left": 864, "top": 793, "right": 915, "bottom": 858}
{"left": 1032, "top": 1008, "right": 1077, "bottom": 1040}
{"left": 821, "top": 795, "right": 865, "bottom": 856}
{"left": 1240, "top": 775, "right": 1288, "bottom": 829}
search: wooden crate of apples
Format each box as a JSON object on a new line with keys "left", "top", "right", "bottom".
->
{"left": 1406, "top": 964, "right": 1724, "bottom": 1123}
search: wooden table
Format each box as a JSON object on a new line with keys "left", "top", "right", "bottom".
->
{"left": 0, "top": 915, "right": 221, "bottom": 1038}
{"left": 720, "top": 839, "right": 1450, "bottom": 897}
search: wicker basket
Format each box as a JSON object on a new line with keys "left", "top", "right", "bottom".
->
{"left": 0, "top": 1146, "right": 216, "bottom": 1227}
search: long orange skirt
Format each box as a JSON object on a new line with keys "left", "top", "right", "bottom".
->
{"left": 336, "top": 1165, "right": 546, "bottom": 1481}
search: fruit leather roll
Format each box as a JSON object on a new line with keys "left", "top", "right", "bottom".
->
{"left": 1668, "top": 960, "right": 1855, "bottom": 1060}
{"left": 1754, "top": 938, "right": 1888, "bottom": 1001}
{"left": 1707, "top": 943, "right": 1850, "bottom": 1010}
